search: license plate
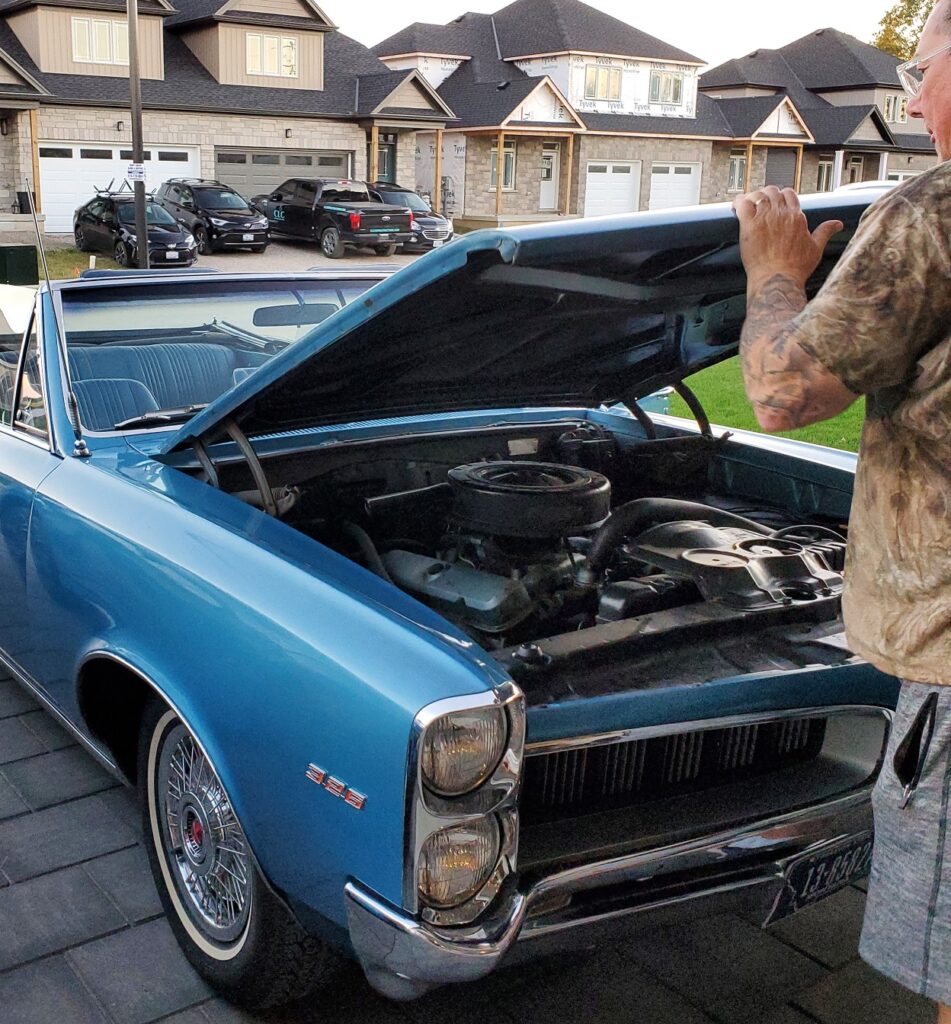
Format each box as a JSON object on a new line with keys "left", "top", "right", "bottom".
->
{"left": 764, "top": 833, "right": 873, "bottom": 925}
{"left": 242, "top": 233, "right": 254, "bottom": 241}
{"left": 377, "top": 234, "right": 392, "bottom": 241}
{"left": 432, "top": 239, "right": 444, "bottom": 248}
{"left": 165, "top": 252, "right": 179, "bottom": 260}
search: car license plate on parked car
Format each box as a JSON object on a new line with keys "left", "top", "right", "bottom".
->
{"left": 432, "top": 239, "right": 444, "bottom": 248}
{"left": 377, "top": 234, "right": 392, "bottom": 241}
{"left": 242, "top": 233, "right": 254, "bottom": 241}
{"left": 165, "top": 252, "right": 179, "bottom": 260}
{"left": 764, "top": 833, "right": 873, "bottom": 925}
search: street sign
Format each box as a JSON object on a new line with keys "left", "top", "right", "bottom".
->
{"left": 126, "top": 163, "right": 146, "bottom": 182}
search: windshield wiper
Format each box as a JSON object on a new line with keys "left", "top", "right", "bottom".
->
{"left": 114, "top": 404, "right": 207, "bottom": 430}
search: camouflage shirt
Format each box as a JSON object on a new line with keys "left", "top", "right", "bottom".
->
{"left": 791, "top": 161, "right": 951, "bottom": 684}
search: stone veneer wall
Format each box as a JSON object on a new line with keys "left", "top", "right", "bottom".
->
{"left": 395, "top": 132, "right": 416, "bottom": 188}
{"left": 463, "top": 135, "right": 545, "bottom": 218}
{"left": 9, "top": 106, "right": 367, "bottom": 217}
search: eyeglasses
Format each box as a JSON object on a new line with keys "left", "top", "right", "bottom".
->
{"left": 897, "top": 39, "right": 951, "bottom": 97}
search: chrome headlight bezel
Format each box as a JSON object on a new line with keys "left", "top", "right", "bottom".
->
{"left": 404, "top": 683, "right": 525, "bottom": 925}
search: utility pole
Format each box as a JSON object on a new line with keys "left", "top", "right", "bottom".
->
{"left": 127, "top": 0, "right": 149, "bottom": 269}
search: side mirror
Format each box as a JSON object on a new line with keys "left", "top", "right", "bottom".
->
{"left": 270, "top": 193, "right": 283, "bottom": 202}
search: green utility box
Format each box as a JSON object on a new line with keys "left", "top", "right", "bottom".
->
{"left": 0, "top": 244, "right": 38, "bottom": 285}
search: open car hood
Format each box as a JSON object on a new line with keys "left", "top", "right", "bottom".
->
{"left": 162, "top": 187, "right": 888, "bottom": 454}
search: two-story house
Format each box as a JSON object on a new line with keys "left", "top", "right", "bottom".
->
{"left": 373, "top": 0, "right": 937, "bottom": 228}
{"left": 0, "top": 0, "right": 453, "bottom": 231}
{"left": 700, "top": 28, "right": 936, "bottom": 198}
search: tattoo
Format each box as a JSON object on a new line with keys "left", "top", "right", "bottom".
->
{"left": 739, "top": 273, "right": 833, "bottom": 431}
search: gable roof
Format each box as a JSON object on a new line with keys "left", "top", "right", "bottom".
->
{"left": 373, "top": 0, "right": 702, "bottom": 65}
{"left": 703, "top": 28, "right": 903, "bottom": 95}
{"left": 355, "top": 68, "right": 454, "bottom": 118}
{"left": 0, "top": 17, "right": 448, "bottom": 121}
{"left": 714, "top": 95, "right": 811, "bottom": 140}
{"left": 168, "top": 0, "right": 333, "bottom": 30}
{"left": 798, "top": 105, "right": 895, "bottom": 148}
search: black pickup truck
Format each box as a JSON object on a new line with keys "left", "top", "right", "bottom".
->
{"left": 251, "top": 178, "right": 413, "bottom": 258}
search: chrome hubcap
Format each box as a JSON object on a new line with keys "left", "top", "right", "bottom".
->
{"left": 158, "top": 725, "right": 251, "bottom": 941}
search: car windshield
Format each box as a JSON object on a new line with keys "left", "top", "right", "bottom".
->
{"left": 60, "top": 277, "right": 381, "bottom": 432}
{"left": 194, "top": 188, "right": 252, "bottom": 212}
{"left": 382, "top": 191, "right": 430, "bottom": 212}
{"left": 116, "top": 203, "right": 177, "bottom": 227}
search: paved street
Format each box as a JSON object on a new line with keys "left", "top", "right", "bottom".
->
{"left": 0, "top": 668, "right": 935, "bottom": 1024}
{"left": 198, "top": 237, "right": 422, "bottom": 274}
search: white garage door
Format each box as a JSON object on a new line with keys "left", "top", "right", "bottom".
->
{"left": 648, "top": 163, "right": 702, "bottom": 211}
{"left": 583, "top": 161, "right": 640, "bottom": 217}
{"left": 39, "top": 143, "right": 201, "bottom": 232}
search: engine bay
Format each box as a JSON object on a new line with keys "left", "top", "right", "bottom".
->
{"left": 200, "top": 421, "right": 853, "bottom": 686}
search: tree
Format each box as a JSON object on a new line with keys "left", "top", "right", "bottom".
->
{"left": 871, "top": 0, "right": 937, "bottom": 59}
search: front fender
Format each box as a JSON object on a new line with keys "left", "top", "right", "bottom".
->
{"left": 28, "top": 454, "right": 503, "bottom": 927}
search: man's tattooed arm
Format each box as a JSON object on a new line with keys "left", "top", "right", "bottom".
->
{"left": 739, "top": 273, "right": 857, "bottom": 432}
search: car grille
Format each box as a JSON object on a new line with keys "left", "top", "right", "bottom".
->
{"left": 422, "top": 228, "right": 450, "bottom": 240}
{"left": 522, "top": 715, "right": 826, "bottom": 822}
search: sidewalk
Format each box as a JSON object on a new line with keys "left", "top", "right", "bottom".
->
{"left": 0, "top": 670, "right": 934, "bottom": 1024}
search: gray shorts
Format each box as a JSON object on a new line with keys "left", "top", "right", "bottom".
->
{"left": 861, "top": 680, "right": 951, "bottom": 1004}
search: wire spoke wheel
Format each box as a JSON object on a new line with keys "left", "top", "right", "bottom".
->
{"left": 156, "top": 722, "right": 252, "bottom": 944}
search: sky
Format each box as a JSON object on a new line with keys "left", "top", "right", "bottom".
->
{"left": 322, "top": 0, "right": 895, "bottom": 71}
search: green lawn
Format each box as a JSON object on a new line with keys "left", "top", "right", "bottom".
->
{"left": 669, "top": 357, "right": 863, "bottom": 453}
{"left": 40, "top": 248, "right": 120, "bottom": 280}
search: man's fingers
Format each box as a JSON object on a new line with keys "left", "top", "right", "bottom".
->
{"left": 811, "top": 219, "right": 845, "bottom": 252}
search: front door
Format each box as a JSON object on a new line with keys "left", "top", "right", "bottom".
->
{"left": 540, "top": 146, "right": 560, "bottom": 210}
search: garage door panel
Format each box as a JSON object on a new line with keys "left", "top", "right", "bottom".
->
{"left": 214, "top": 148, "right": 350, "bottom": 198}
{"left": 39, "top": 143, "right": 200, "bottom": 232}
{"left": 584, "top": 160, "right": 640, "bottom": 218}
{"left": 648, "top": 162, "right": 702, "bottom": 211}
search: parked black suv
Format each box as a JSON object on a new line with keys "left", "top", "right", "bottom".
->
{"left": 252, "top": 178, "right": 413, "bottom": 258}
{"left": 74, "top": 193, "right": 198, "bottom": 268}
{"left": 155, "top": 179, "right": 270, "bottom": 254}
{"left": 367, "top": 181, "right": 454, "bottom": 252}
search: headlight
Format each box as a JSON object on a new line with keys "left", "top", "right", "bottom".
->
{"left": 255, "top": 218, "right": 269, "bottom": 228}
{"left": 447, "top": 220, "right": 454, "bottom": 234}
{"left": 209, "top": 217, "right": 229, "bottom": 228}
{"left": 420, "top": 706, "right": 507, "bottom": 796}
{"left": 418, "top": 817, "right": 500, "bottom": 908}
{"left": 184, "top": 234, "right": 195, "bottom": 247}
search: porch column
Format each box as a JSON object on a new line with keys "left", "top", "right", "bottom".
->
{"left": 433, "top": 128, "right": 442, "bottom": 213}
{"left": 794, "top": 144, "right": 803, "bottom": 192}
{"left": 564, "top": 132, "right": 574, "bottom": 215}
{"left": 832, "top": 149, "right": 845, "bottom": 189}
{"left": 495, "top": 130, "right": 504, "bottom": 219}
{"left": 369, "top": 124, "right": 379, "bottom": 182}
{"left": 29, "top": 108, "right": 41, "bottom": 212}
{"left": 879, "top": 152, "right": 889, "bottom": 179}
{"left": 744, "top": 140, "right": 754, "bottom": 191}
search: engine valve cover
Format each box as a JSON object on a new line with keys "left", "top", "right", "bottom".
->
{"left": 447, "top": 461, "right": 611, "bottom": 539}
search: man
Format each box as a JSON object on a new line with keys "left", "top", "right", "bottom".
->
{"left": 733, "top": 1, "right": 951, "bottom": 1016}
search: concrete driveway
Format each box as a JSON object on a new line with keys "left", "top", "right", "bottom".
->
{"left": 0, "top": 666, "right": 935, "bottom": 1024}
{"left": 198, "top": 237, "right": 422, "bottom": 274}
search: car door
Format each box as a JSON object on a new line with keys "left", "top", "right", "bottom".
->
{"left": 287, "top": 179, "right": 318, "bottom": 238}
{"left": 266, "top": 179, "right": 298, "bottom": 233}
{"left": 98, "top": 199, "right": 119, "bottom": 252}
{"left": 76, "top": 199, "right": 106, "bottom": 251}
{"left": 0, "top": 300, "right": 59, "bottom": 678}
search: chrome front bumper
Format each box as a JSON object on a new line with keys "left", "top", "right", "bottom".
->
{"left": 345, "top": 790, "right": 874, "bottom": 999}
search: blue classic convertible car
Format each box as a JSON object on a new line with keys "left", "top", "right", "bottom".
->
{"left": 0, "top": 192, "right": 897, "bottom": 1008}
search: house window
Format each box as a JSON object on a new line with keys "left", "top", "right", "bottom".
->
{"left": 489, "top": 140, "right": 517, "bottom": 191}
{"left": 887, "top": 170, "right": 920, "bottom": 182}
{"left": 847, "top": 155, "right": 864, "bottom": 184}
{"left": 817, "top": 157, "right": 834, "bottom": 192}
{"left": 71, "top": 17, "right": 129, "bottom": 66}
{"left": 584, "top": 65, "right": 621, "bottom": 101}
{"left": 727, "top": 150, "right": 747, "bottom": 192}
{"left": 883, "top": 94, "right": 908, "bottom": 123}
{"left": 246, "top": 33, "right": 298, "bottom": 77}
{"left": 649, "top": 70, "right": 683, "bottom": 105}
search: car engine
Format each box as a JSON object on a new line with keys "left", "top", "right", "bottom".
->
{"left": 359, "top": 458, "right": 847, "bottom": 648}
